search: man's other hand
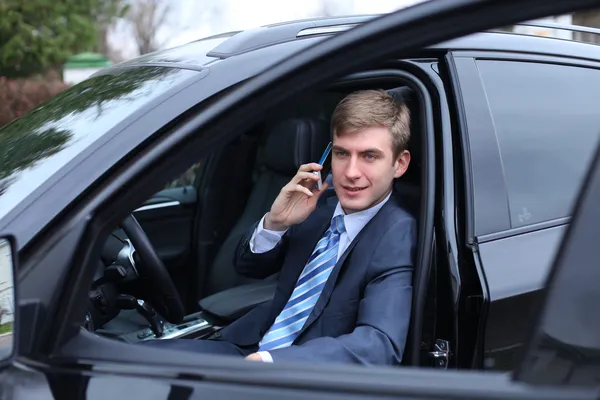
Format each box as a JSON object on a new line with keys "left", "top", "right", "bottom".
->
{"left": 245, "top": 353, "right": 263, "bottom": 362}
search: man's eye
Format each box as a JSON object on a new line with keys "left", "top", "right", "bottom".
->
{"left": 335, "top": 151, "right": 347, "bottom": 157}
{"left": 365, "top": 154, "right": 377, "bottom": 160}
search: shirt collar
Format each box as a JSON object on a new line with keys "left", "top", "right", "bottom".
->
{"left": 332, "top": 191, "right": 392, "bottom": 242}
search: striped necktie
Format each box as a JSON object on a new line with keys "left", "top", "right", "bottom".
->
{"left": 258, "top": 214, "right": 346, "bottom": 351}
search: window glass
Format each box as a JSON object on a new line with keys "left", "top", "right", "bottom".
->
{"left": 477, "top": 60, "right": 600, "bottom": 228}
{"left": 0, "top": 67, "right": 198, "bottom": 220}
{"left": 164, "top": 162, "right": 203, "bottom": 189}
{"left": 0, "top": 239, "right": 14, "bottom": 359}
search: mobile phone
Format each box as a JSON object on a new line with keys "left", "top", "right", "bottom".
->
{"left": 313, "top": 142, "right": 332, "bottom": 190}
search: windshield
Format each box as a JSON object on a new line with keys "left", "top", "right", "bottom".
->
{"left": 0, "top": 66, "right": 198, "bottom": 221}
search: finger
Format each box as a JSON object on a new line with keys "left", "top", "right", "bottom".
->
{"left": 293, "top": 171, "right": 321, "bottom": 184}
{"left": 314, "top": 182, "right": 329, "bottom": 197}
{"left": 293, "top": 184, "right": 314, "bottom": 197}
{"left": 298, "top": 163, "right": 322, "bottom": 173}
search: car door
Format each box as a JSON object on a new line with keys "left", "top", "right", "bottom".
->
{"left": 9, "top": 0, "right": 600, "bottom": 400}
{"left": 447, "top": 51, "right": 600, "bottom": 370}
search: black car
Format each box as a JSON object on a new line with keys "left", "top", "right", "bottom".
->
{"left": 1, "top": 0, "right": 600, "bottom": 398}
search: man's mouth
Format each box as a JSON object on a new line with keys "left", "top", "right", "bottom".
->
{"left": 342, "top": 185, "right": 367, "bottom": 192}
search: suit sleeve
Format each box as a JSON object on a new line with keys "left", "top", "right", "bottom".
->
{"left": 267, "top": 218, "right": 417, "bottom": 365}
{"left": 234, "top": 218, "right": 292, "bottom": 279}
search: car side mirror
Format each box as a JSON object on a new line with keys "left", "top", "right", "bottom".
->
{"left": 0, "top": 236, "right": 17, "bottom": 362}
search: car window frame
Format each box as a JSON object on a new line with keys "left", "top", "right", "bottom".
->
{"left": 450, "top": 53, "right": 512, "bottom": 239}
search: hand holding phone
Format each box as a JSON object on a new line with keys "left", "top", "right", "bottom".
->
{"left": 266, "top": 161, "right": 329, "bottom": 230}
{"left": 265, "top": 142, "right": 333, "bottom": 230}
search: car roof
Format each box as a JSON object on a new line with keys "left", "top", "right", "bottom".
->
{"left": 109, "top": 14, "right": 600, "bottom": 73}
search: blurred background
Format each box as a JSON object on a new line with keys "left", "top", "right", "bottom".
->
{"left": 2, "top": 0, "right": 600, "bottom": 129}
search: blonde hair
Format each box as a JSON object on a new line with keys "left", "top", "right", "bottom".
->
{"left": 331, "top": 89, "right": 411, "bottom": 158}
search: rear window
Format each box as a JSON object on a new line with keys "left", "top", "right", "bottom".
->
{"left": 477, "top": 60, "right": 600, "bottom": 228}
{"left": 0, "top": 67, "right": 198, "bottom": 220}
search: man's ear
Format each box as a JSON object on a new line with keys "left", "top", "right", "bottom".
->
{"left": 393, "top": 150, "right": 411, "bottom": 178}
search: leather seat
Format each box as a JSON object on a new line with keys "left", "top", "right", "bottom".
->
{"left": 387, "top": 86, "right": 421, "bottom": 217}
{"left": 202, "top": 118, "right": 331, "bottom": 298}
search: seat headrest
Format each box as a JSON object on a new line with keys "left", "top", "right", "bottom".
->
{"left": 263, "top": 118, "right": 331, "bottom": 175}
{"left": 394, "top": 180, "right": 420, "bottom": 218}
{"left": 386, "top": 86, "right": 419, "bottom": 161}
{"left": 387, "top": 86, "right": 421, "bottom": 186}
{"left": 387, "top": 86, "right": 415, "bottom": 105}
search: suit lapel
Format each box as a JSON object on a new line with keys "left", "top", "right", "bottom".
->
{"left": 294, "top": 195, "right": 398, "bottom": 338}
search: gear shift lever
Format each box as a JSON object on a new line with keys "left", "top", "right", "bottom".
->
{"left": 117, "top": 294, "right": 165, "bottom": 338}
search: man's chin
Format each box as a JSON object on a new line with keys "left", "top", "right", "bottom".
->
{"left": 339, "top": 197, "right": 369, "bottom": 214}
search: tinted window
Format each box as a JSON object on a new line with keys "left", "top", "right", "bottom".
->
{"left": 0, "top": 67, "right": 197, "bottom": 220}
{"left": 477, "top": 60, "right": 600, "bottom": 228}
{"left": 164, "top": 162, "right": 203, "bottom": 189}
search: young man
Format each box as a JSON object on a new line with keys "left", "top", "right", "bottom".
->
{"left": 148, "top": 89, "right": 416, "bottom": 366}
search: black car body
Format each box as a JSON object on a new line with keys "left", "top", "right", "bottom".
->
{"left": 1, "top": 1, "right": 600, "bottom": 398}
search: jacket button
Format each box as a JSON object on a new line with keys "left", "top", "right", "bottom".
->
{"left": 213, "top": 331, "right": 221, "bottom": 338}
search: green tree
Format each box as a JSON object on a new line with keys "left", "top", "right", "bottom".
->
{"left": 0, "top": 0, "right": 124, "bottom": 78}
{"left": 93, "top": 0, "right": 130, "bottom": 58}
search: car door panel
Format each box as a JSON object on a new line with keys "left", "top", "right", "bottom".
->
{"left": 477, "top": 226, "right": 567, "bottom": 371}
{"left": 451, "top": 50, "right": 600, "bottom": 372}
{"left": 38, "top": 326, "right": 600, "bottom": 400}
{"left": 38, "top": 344, "right": 597, "bottom": 400}
{"left": 71, "top": 369, "right": 599, "bottom": 400}
{"left": 516, "top": 138, "right": 600, "bottom": 387}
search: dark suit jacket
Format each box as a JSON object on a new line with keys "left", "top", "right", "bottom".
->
{"left": 219, "top": 189, "right": 417, "bottom": 365}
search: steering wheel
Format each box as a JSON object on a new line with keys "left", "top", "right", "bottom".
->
{"left": 121, "top": 215, "right": 185, "bottom": 324}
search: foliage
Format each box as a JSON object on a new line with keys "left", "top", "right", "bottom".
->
{"left": 0, "top": 77, "right": 69, "bottom": 127}
{"left": 0, "top": 67, "right": 176, "bottom": 196}
{"left": 93, "top": 0, "right": 131, "bottom": 56}
{"left": 0, "top": 0, "right": 127, "bottom": 78}
{"left": 126, "top": 0, "right": 171, "bottom": 55}
{"left": 95, "top": 0, "right": 130, "bottom": 27}
{"left": 0, "top": 322, "right": 12, "bottom": 334}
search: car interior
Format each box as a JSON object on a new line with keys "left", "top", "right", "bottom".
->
{"left": 85, "top": 73, "right": 442, "bottom": 367}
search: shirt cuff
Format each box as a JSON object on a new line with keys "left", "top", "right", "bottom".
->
{"left": 257, "top": 351, "right": 273, "bottom": 363}
{"left": 249, "top": 214, "right": 288, "bottom": 253}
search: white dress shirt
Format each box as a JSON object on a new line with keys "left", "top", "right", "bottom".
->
{"left": 248, "top": 191, "right": 392, "bottom": 362}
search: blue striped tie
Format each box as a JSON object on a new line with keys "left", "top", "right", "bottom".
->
{"left": 258, "top": 215, "right": 346, "bottom": 351}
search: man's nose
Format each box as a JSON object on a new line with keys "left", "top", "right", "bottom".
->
{"left": 344, "top": 157, "right": 361, "bottom": 179}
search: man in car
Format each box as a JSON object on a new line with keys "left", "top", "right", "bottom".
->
{"left": 147, "top": 89, "right": 416, "bottom": 365}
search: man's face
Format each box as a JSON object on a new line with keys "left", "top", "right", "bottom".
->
{"left": 331, "top": 126, "right": 410, "bottom": 214}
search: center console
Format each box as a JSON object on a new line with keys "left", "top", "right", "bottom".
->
{"left": 100, "top": 279, "right": 278, "bottom": 344}
{"left": 112, "top": 311, "right": 220, "bottom": 344}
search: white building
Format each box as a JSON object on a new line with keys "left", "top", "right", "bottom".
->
{"left": 513, "top": 14, "right": 574, "bottom": 40}
{"left": 0, "top": 240, "right": 14, "bottom": 324}
{"left": 63, "top": 53, "right": 112, "bottom": 85}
